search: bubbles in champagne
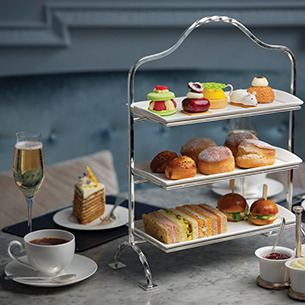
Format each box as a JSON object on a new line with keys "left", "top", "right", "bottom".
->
{"left": 15, "top": 140, "right": 43, "bottom": 150}
{"left": 13, "top": 141, "right": 45, "bottom": 197}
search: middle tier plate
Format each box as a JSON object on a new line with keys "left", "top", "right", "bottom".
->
{"left": 133, "top": 147, "right": 302, "bottom": 190}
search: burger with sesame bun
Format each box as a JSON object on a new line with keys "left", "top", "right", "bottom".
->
{"left": 147, "top": 85, "right": 177, "bottom": 116}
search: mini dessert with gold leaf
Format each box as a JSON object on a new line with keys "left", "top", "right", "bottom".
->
{"left": 202, "top": 82, "right": 233, "bottom": 109}
{"left": 147, "top": 85, "right": 177, "bottom": 116}
{"left": 73, "top": 166, "right": 106, "bottom": 225}
{"left": 182, "top": 82, "right": 210, "bottom": 114}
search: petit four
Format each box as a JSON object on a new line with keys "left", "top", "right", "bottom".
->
{"left": 247, "top": 76, "right": 275, "bottom": 104}
{"left": 202, "top": 82, "right": 233, "bottom": 109}
{"left": 182, "top": 82, "right": 210, "bottom": 114}
{"left": 147, "top": 85, "right": 177, "bottom": 116}
{"left": 230, "top": 89, "right": 257, "bottom": 107}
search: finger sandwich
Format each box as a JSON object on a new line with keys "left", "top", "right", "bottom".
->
{"left": 142, "top": 204, "right": 227, "bottom": 244}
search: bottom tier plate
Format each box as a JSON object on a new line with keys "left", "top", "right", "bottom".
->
{"left": 134, "top": 204, "right": 295, "bottom": 253}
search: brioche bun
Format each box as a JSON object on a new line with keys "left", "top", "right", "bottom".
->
{"left": 249, "top": 199, "right": 278, "bottom": 225}
{"left": 165, "top": 156, "right": 197, "bottom": 180}
{"left": 150, "top": 150, "right": 178, "bottom": 173}
{"left": 217, "top": 193, "right": 248, "bottom": 222}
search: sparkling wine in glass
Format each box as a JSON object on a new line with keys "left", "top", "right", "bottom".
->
{"left": 13, "top": 131, "right": 45, "bottom": 232}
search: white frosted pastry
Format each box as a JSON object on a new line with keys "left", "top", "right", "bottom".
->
{"left": 251, "top": 76, "right": 269, "bottom": 87}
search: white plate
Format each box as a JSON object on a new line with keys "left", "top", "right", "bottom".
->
{"left": 53, "top": 204, "right": 128, "bottom": 231}
{"left": 4, "top": 254, "right": 97, "bottom": 287}
{"left": 134, "top": 147, "right": 302, "bottom": 189}
{"left": 211, "top": 178, "right": 284, "bottom": 199}
{"left": 135, "top": 204, "right": 295, "bottom": 252}
{"left": 131, "top": 89, "right": 303, "bottom": 127}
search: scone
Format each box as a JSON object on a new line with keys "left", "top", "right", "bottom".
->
{"left": 224, "top": 131, "right": 258, "bottom": 158}
{"left": 180, "top": 137, "right": 217, "bottom": 165}
{"left": 197, "top": 146, "right": 235, "bottom": 175}
{"left": 236, "top": 139, "right": 275, "bottom": 168}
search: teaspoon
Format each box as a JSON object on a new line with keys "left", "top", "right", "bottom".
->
{"left": 5, "top": 273, "right": 76, "bottom": 283}
{"left": 269, "top": 217, "right": 286, "bottom": 255}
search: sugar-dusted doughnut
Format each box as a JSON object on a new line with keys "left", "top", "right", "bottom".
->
{"left": 236, "top": 139, "right": 275, "bottom": 168}
{"left": 150, "top": 150, "right": 179, "bottom": 173}
{"left": 180, "top": 137, "right": 217, "bottom": 165}
{"left": 224, "top": 131, "right": 258, "bottom": 158}
{"left": 197, "top": 146, "right": 235, "bottom": 175}
{"left": 165, "top": 156, "right": 197, "bottom": 180}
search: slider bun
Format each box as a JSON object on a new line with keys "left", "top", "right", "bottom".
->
{"left": 250, "top": 199, "right": 279, "bottom": 225}
{"left": 165, "top": 156, "right": 197, "bottom": 180}
{"left": 150, "top": 150, "right": 179, "bottom": 173}
{"left": 217, "top": 193, "right": 247, "bottom": 213}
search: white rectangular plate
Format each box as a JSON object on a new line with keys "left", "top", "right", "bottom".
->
{"left": 135, "top": 204, "right": 295, "bottom": 252}
{"left": 133, "top": 147, "right": 302, "bottom": 189}
{"left": 131, "top": 89, "right": 303, "bottom": 126}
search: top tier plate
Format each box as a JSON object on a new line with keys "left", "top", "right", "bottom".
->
{"left": 131, "top": 89, "right": 303, "bottom": 127}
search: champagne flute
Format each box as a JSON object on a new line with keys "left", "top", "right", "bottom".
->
{"left": 13, "top": 131, "right": 45, "bottom": 232}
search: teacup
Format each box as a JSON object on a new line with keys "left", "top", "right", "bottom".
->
{"left": 236, "top": 173, "right": 267, "bottom": 193}
{"left": 255, "top": 246, "right": 294, "bottom": 283}
{"left": 286, "top": 257, "right": 305, "bottom": 294}
{"left": 8, "top": 229, "right": 75, "bottom": 276}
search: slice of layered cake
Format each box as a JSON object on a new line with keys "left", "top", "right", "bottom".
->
{"left": 73, "top": 166, "right": 105, "bottom": 225}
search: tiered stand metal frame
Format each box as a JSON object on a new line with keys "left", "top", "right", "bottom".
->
{"left": 108, "top": 15, "right": 298, "bottom": 291}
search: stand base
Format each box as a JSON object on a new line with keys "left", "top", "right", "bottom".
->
{"left": 109, "top": 240, "right": 158, "bottom": 291}
{"left": 256, "top": 275, "right": 290, "bottom": 290}
{"left": 288, "top": 287, "right": 305, "bottom": 301}
{"left": 139, "top": 282, "right": 159, "bottom": 291}
{"left": 108, "top": 262, "right": 126, "bottom": 270}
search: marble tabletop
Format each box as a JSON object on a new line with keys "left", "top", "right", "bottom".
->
{"left": 0, "top": 184, "right": 304, "bottom": 305}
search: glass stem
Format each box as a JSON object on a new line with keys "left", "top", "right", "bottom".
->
{"left": 26, "top": 197, "right": 34, "bottom": 232}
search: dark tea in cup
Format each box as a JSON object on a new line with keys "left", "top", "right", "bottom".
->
{"left": 8, "top": 229, "right": 75, "bottom": 275}
{"left": 30, "top": 237, "right": 68, "bottom": 245}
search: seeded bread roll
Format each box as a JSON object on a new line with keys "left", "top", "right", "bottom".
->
{"left": 224, "top": 132, "right": 258, "bottom": 158}
{"left": 180, "top": 137, "right": 217, "bottom": 164}
{"left": 150, "top": 150, "right": 179, "bottom": 173}
{"left": 236, "top": 139, "right": 275, "bottom": 168}
{"left": 197, "top": 146, "right": 235, "bottom": 175}
{"left": 165, "top": 156, "right": 197, "bottom": 180}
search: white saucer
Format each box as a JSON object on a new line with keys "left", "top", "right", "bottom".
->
{"left": 4, "top": 254, "right": 97, "bottom": 287}
{"left": 53, "top": 204, "right": 128, "bottom": 231}
{"left": 211, "top": 178, "right": 284, "bottom": 199}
